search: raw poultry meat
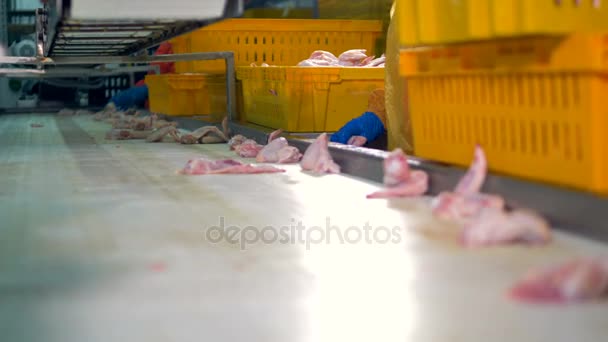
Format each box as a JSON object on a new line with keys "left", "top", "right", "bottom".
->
{"left": 509, "top": 257, "right": 608, "bottom": 304}
{"left": 300, "top": 133, "right": 340, "bottom": 174}
{"left": 460, "top": 208, "right": 551, "bottom": 247}
{"left": 347, "top": 136, "right": 368, "bottom": 147}
{"left": 432, "top": 145, "right": 492, "bottom": 220}
{"left": 256, "top": 137, "right": 302, "bottom": 164}
{"left": 235, "top": 139, "right": 264, "bottom": 158}
{"left": 432, "top": 192, "right": 505, "bottom": 223}
{"left": 178, "top": 158, "right": 285, "bottom": 175}
{"left": 146, "top": 125, "right": 180, "bottom": 143}
{"left": 431, "top": 145, "right": 552, "bottom": 247}
{"left": 180, "top": 126, "right": 228, "bottom": 145}
{"left": 296, "top": 49, "right": 385, "bottom": 68}
{"left": 338, "top": 49, "right": 368, "bottom": 66}
{"left": 310, "top": 50, "right": 339, "bottom": 64}
{"left": 454, "top": 145, "right": 487, "bottom": 195}
{"left": 228, "top": 135, "right": 248, "bottom": 150}
{"left": 366, "top": 148, "right": 428, "bottom": 198}
{"left": 267, "top": 128, "right": 283, "bottom": 143}
{"left": 105, "top": 129, "right": 153, "bottom": 140}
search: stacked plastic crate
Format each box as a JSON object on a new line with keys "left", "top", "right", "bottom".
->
{"left": 146, "top": 18, "right": 384, "bottom": 131}
{"left": 397, "top": 0, "right": 608, "bottom": 195}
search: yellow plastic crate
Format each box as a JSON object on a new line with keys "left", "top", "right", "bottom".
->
{"left": 171, "top": 19, "right": 383, "bottom": 73}
{"left": 398, "top": 0, "right": 608, "bottom": 46}
{"left": 236, "top": 66, "right": 385, "bottom": 132}
{"left": 399, "top": 33, "right": 608, "bottom": 195}
{"left": 145, "top": 74, "right": 227, "bottom": 122}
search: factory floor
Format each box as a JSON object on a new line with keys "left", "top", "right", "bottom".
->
{"left": 0, "top": 113, "right": 606, "bottom": 342}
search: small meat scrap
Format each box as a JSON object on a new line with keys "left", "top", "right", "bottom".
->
{"left": 146, "top": 126, "right": 180, "bottom": 143}
{"left": 509, "top": 257, "right": 608, "bottom": 304}
{"left": 366, "top": 148, "right": 428, "bottom": 198}
{"left": 30, "top": 123, "right": 44, "bottom": 128}
{"left": 178, "top": 158, "right": 285, "bottom": 175}
{"left": 300, "top": 133, "right": 340, "bottom": 174}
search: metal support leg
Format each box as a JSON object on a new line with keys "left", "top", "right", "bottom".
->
{"left": 225, "top": 53, "right": 236, "bottom": 121}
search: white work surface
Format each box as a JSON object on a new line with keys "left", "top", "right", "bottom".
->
{"left": 1, "top": 114, "right": 607, "bottom": 342}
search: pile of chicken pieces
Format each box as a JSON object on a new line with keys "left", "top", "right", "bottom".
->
{"left": 250, "top": 49, "right": 385, "bottom": 68}
{"left": 73, "top": 106, "right": 608, "bottom": 305}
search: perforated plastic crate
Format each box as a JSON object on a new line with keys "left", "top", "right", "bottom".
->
{"left": 170, "top": 19, "right": 383, "bottom": 73}
{"left": 236, "top": 66, "right": 385, "bottom": 132}
{"left": 145, "top": 74, "right": 226, "bottom": 122}
{"left": 399, "top": 33, "right": 608, "bottom": 195}
{"left": 398, "top": 0, "right": 608, "bottom": 46}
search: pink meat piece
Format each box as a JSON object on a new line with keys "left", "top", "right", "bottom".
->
{"left": 277, "top": 146, "right": 303, "bottom": 163}
{"left": 432, "top": 191, "right": 505, "bottom": 222}
{"left": 228, "top": 134, "right": 247, "bottom": 150}
{"left": 358, "top": 55, "right": 375, "bottom": 66}
{"left": 256, "top": 137, "right": 302, "bottom": 164}
{"left": 310, "top": 50, "right": 339, "bottom": 64}
{"left": 300, "top": 133, "right": 340, "bottom": 174}
{"left": 235, "top": 139, "right": 264, "bottom": 158}
{"left": 298, "top": 59, "right": 334, "bottom": 67}
{"left": 367, "top": 56, "right": 386, "bottom": 67}
{"left": 367, "top": 170, "right": 428, "bottom": 199}
{"left": 509, "top": 257, "right": 608, "bottom": 304}
{"left": 347, "top": 136, "right": 367, "bottom": 146}
{"left": 460, "top": 207, "right": 551, "bottom": 247}
{"left": 454, "top": 144, "right": 487, "bottom": 195}
{"left": 267, "top": 129, "right": 283, "bottom": 143}
{"left": 382, "top": 148, "right": 410, "bottom": 186}
{"left": 366, "top": 148, "right": 428, "bottom": 198}
{"left": 338, "top": 49, "right": 368, "bottom": 66}
{"left": 178, "top": 158, "right": 285, "bottom": 175}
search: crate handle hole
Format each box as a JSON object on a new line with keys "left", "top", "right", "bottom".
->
{"left": 554, "top": 0, "right": 562, "bottom": 6}
{"left": 594, "top": 0, "right": 601, "bottom": 8}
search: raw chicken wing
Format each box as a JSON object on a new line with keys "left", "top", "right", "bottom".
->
{"left": 300, "top": 133, "right": 340, "bottom": 174}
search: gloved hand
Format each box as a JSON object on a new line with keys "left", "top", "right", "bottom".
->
{"left": 109, "top": 85, "right": 149, "bottom": 110}
{"left": 329, "top": 111, "right": 385, "bottom": 146}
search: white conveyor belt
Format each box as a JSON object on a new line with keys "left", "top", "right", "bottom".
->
{"left": 0, "top": 114, "right": 607, "bottom": 342}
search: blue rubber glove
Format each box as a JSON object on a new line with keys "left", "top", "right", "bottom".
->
{"left": 109, "top": 85, "right": 149, "bottom": 110}
{"left": 329, "top": 111, "right": 385, "bottom": 145}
